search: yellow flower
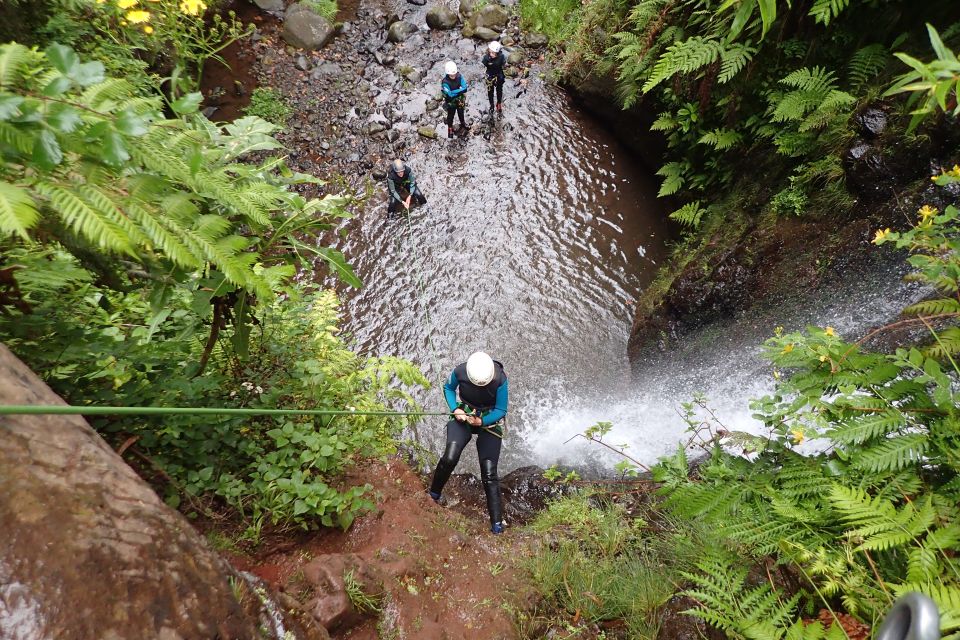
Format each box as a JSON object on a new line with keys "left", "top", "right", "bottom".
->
{"left": 781, "top": 343, "right": 794, "bottom": 354}
{"left": 117, "top": 0, "right": 137, "bottom": 8}
{"left": 825, "top": 326, "right": 835, "bottom": 337}
{"left": 143, "top": 24, "right": 154, "bottom": 33}
{"left": 126, "top": 9, "right": 150, "bottom": 22}
{"left": 179, "top": 0, "right": 207, "bottom": 15}
{"left": 951, "top": 164, "right": 960, "bottom": 177}
{"left": 790, "top": 428, "right": 805, "bottom": 445}
{"left": 873, "top": 228, "right": 891, "bottom": 244}
{"left": 919, "top": 205, "right": 938, "bottom": 222}
{"left": 819, "top": 355, "right": 828, "bottom": 362}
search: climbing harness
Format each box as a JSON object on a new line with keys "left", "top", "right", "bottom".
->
{"left": 455, "top": 402, "right": 505, "bottom": 440}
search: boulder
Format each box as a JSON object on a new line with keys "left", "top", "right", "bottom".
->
{"left": 459, "top": 0, "right": 479, "bottom": 18}
{"left": 468, "top": 3, "right": 509, "bottom": 31}
{"left": 523, "top": 31, "right": 549, "bottom": 47}
{"left": 300, "top": 554, "right": 382, "bottom": 633}
{"left": 283, "top": 5, "right": 336, "bottom": 50}
{"left": 426, "top": 5, "right": 459, "bottom": 30}
{"left": 473, "top": 26, "right": 501, "bottom": 41}
{"left": 417, "top": 125, "right": 437, "bottom": 139}
{"left": 250, "top": 0, "right": 284, "bottom": 13}
{"left": 853, "top": 107, "right": 888, "bottom": 140}
{"left": 507, "top": 48, "right": 524, "bottom": 65}
{"left": 384, "top": 12, "right": 401, "bottom": 28}
{"left": 500, "top": 466, "right": 577, "bottom": 525}
{"left": 0, "top": 344, "right": 326, "bottom": 639}
{"left": 387, "top": 20, "right": 419, "bottom": 43}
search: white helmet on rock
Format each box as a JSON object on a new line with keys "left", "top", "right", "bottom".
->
{"left": 488, "top": 41, "right": 502, "bottom": 53}
{"left": 444, "top": 61, "right": 458, "bottom": 75}
{"left": 466, "top": 351, "right": 495, "bottom": 386}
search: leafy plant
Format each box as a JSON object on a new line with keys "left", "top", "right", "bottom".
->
{"left": 887, "top": 24, "right": 960, "bottom": 131}
{"left": 244, "top": 87, "right": 294, "bottom": 126}
{"left": 302, "top": 0, "right": 338, "bottom": 21}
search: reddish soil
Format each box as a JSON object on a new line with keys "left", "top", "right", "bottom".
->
{"left": 225, "top": 458, "right": 536, "bottom": 640}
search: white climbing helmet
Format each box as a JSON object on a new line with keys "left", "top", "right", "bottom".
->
{"left": 488, "top": 41, "right": 502, "bottom": 53}
{"left": 393, "top": 158, "right": 405, "bottom": 173}
{"left": 466, "top": 351, "right": 495, "bottom": 386}
{"left": 444, "top": 60, "right": 458, "bottom": 76}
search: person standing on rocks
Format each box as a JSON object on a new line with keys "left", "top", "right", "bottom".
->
{"left": 428, "top": 352, "right": 509, "bottom": 534}
{"left": 481, "top": 41, "right": 506, "bottom": 116}
{"left": 386, "top": 158, "right": 427, "bottom": 214}
{"left": 441, "top": 60, "right": 468, "bottom": 138}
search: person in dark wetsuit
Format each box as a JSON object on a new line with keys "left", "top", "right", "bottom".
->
{"left": 481, "top": 40, "right": 506, "bottom": 115}
{"left": 441, "top": 60, "right": 468, "bottom": 138}
{"left": 428, "top": 351, "right": 509, "bottom": 534}
{"left": 385, "top": 158, "right": 426, "bottom": 213}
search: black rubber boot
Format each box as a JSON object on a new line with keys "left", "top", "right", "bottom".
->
{"left": 429, "top": 440, "right": 462, "bottom": 496}
{"left": 480, "top": 458, "right": 503, "bottom": 527}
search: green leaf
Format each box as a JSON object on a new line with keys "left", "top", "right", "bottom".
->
{"left": 47, "top": 104, "right": 82, "bottom": 132}
{"left": 317, "top": 247, "right": 362, "bottom": 288}
{"left": 42, "top": 75, "right": 72, "bottom": 97}
{"left": 171, "top": 92, "right": 203, "bottom": 115}
{"left": 70, "top": 61, "right": 105, "bottom": 87}
{"left": 0, "top": 182, "right": 40, "bottom": 239}
{"left": 32, "top": 129, "right": 63, "bottom": 169}
{"left": 101, "top": 130, "right": 130, "bottom": 166}
{"left": 115, "top": 110, "right": 149, "bottom": 136}
{"left": 0, "top": 95, "right": 24, "bottom": 120}
{"left": 44, "top": 43, "right": 79, "bottom": 75}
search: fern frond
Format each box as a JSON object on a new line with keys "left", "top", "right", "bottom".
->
{"left": 0, "top": 43, "right": 34, "bottom": 91}
{"left": 808, "top": 0, "right": 850, "bottom": 26}
{"left": 657, "top": 162, "right": 687, "bottom": 197}
{"left": 0, "top": 181, "right": 40, "bottom": 239}
{"left": 669, "top": 201, "right": 707, "bottom": 228}
{"left": 719, "top": 43, "right": 757, "bottom": 84}
{"left": 853, "top": 434, "right": 929, "bottom": 473}
{"left": 699, "top": 128, "right": 743, "bottom": 150}
{"left": 902, "top": 297, "right": 960, "bottom": 316}
{"left": 826, "top": 410, "right": 908, "bottom": 446}
{"left": 848, "top": 44, "right": 890, "bottom": 89}
{"left": 643, "top": 37, "right": 724, "bottom": 92}
{"left": 923, "top": 327, "right": 960, "bottom": 360}
{"left": 34, "top": 180, "right": 137, "bottom": 256}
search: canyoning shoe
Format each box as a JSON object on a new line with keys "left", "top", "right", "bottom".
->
{"left": 491, "top": 522, "right": 504, "bottom": 535}
{"left": 495, "top": 103, "right": 503, "bottom": 115}
{"left": 447, "top": 127, "right": 454, "bottom": 139}
{"left": 429, "top": 490, "right": 443, "bottom": 504}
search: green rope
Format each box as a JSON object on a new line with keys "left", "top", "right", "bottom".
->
{"left": 0, "top": 405, "right": 451, "bottom": 418}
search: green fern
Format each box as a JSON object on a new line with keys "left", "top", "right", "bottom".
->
{"left": 699, "top": 128, "right": 743, "bottom": 150}
{"left": 669, "top": 201, "right": 707, "bottom": 227}
{"left": 719, "top": 43, "right": 757, "bottom": 83}
{"left": 657, "top": 161, "right": 688, "bottom": 197}
{"left": 848, "top": 44, "right": 890, "bottom": 89}
{"left": 807, "top": 0, "right": 851, "bottom": 26}
{"left": 643, "top": 37, "right": 725, "bottom": 92}
{"left": 0, "top": 182, "right": 39, "bottom": 239}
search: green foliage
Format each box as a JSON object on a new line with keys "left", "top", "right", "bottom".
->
{"left": 302, "top": 0, "right": 338, "bottom": 21}
{"left": 524, "top": 495, "right": 672, "bottom": 637}
{"left": 344, "top": 568, "right": 382, "bottom": 614}
{"left": 887, "top": 24, "right": 960, "bottom": 131}
{"left": 518, "top": 0, "right": 581, "bottom": 44}
{"left": 669, "top": 201, "right": 708, "bottom": 228}
{"left": 244, "top": 87, "right": 294, "bottom": 126}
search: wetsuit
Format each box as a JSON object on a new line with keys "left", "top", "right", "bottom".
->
{"left": 481, "top": 50, "right": 506, "bottom": 110}
{"left": 429, "top": 361, "right": 509, "bottom": 528}
{"left": 441, "top": 72, "right": 468, "bottom": 133}
{"left": 386, "top": 163, "right": 426, "bottom": 213}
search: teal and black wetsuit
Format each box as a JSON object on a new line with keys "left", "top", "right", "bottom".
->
{"left": 482, "top": 50, "right": 506, "bottom": 108}
{"left": 441, "top": 72, "right": 468, "bottom": 130}
{"left": 429, "top": 360, "right": 509, "bottom": 527}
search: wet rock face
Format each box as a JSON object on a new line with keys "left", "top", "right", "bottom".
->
{"left": 523, "top": 32, "right": 548, "bottom": 47}
{"left": 500, "top": 466, "right": 576, "bottom": 525}
{"left": 283, "top": 4, "right": 335, "bottom": 50}
{"left": 853, "top": 107, "right": 888, "bottom": 139}
{"left": 0, "top": 345, "right": 262, "bottom": 639}
{"left": 426, "top": 5, "right": 459, "bottom": 30}
{"left": 387, "top": 20, "right": 419, "bottom": 43}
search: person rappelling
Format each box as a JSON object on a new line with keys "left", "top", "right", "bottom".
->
{"left": 385, "top": 158, "right": 427, "bottom": 214}
{"left": 441, "top": 60, "right": 468, "bottom": 138}
{"left": 481, "top": 41, "right": 506, "bottom": 117}
{"left": 428, "top": 352, "right": 509, "bottom": 534}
